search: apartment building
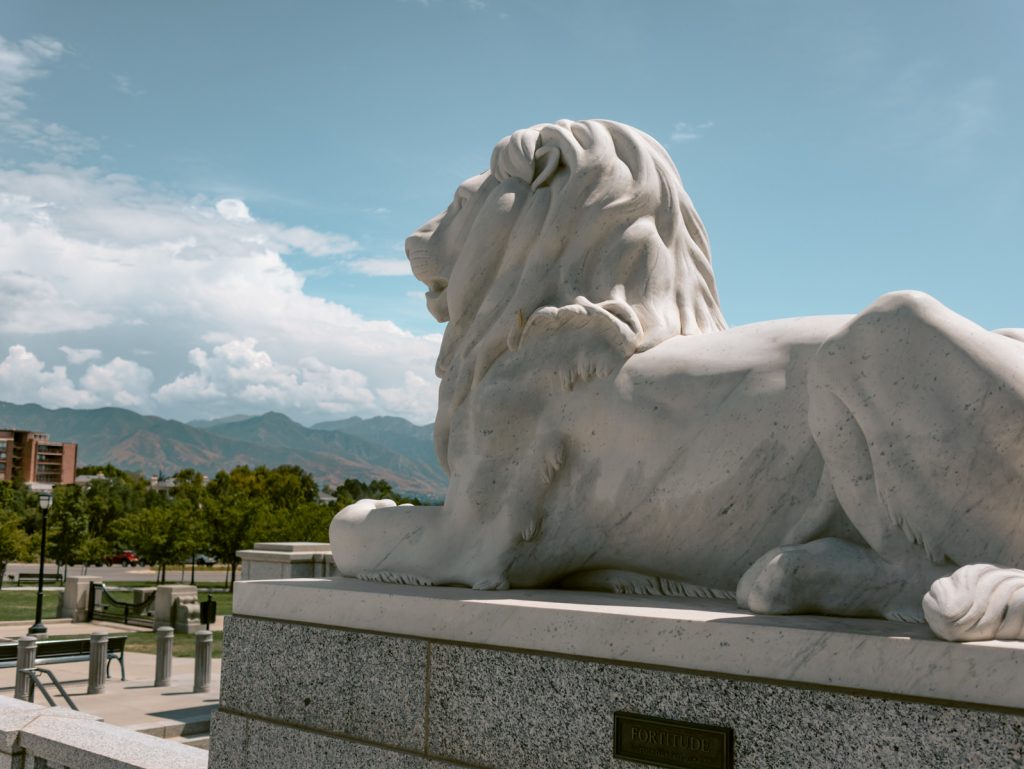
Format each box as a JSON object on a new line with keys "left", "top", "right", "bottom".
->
{"left": 0, "top": 428, "right": 77, "bottom": 485}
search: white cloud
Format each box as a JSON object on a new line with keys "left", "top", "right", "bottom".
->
{"left": 0, "top": 345, "right": 93, "bottom": 407}
{"left": 215, "top": 198, "right": 252, "bottom": 221}
{"left": 113, "top": 74, "right": 145, "bottom": 96}
{"left": 0, "top": 165, "right": 441, "bottom": 423}
{"left": 154, "top": 338, "right": 377, "bottom": 415}
{"left": 278, "top": 225, "right": 356, "bottom": 257}
{"left": 376, "top": 370, "right": 440, "bottom": 422}
{"left": 59, "top": 345, "right": 102, "bottom": 364}
{"left": 349, "top": 258, "right": 412, "bottom": 277}
{"left": 0, "top": 33, "right": 440, "bottom": 425}
{"left": 80, "top": 357, "right": 154, "bottom": 407}
{"left": 670, "top": 121, "right": 714, "bottom": 143}
{"left": 0, "top": 35, "right": 93, "bottom": 158}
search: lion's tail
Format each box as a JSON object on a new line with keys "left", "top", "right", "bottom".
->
{"left": 923, "top": 564, "right": 1024, "bottom": 641}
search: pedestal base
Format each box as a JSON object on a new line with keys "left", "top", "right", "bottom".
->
{"left": 210, "top": 578, "right": 1024, "bottom": 769}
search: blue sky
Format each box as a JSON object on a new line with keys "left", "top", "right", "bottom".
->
{"left": 0, "top": 1, "right": 1021, "bottom": 425}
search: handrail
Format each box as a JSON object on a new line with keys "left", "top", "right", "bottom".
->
{"left": 20, "top": 667, "right": 78, "bottom": 710}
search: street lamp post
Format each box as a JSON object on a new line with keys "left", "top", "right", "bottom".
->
{"left": 28, "top": 491, "right": 53, "bottom": 637}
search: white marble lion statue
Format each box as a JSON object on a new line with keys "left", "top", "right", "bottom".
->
{"left": 330, "top": 119, "right": 1024, "bottom": 642}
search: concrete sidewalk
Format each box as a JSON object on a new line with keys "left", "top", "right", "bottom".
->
{"left": 0, "top": 622, "right": 221, "bottom": 743}
{"left": 0, "top": 616, "right": 226, "bottom": 641}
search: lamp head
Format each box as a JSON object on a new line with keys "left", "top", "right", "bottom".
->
{"left": 38, "top": 492, "right": 52, "bottom": 511}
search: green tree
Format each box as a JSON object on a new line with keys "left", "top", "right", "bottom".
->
{"left": 0, "top": 481, "right": 38, "bottom": 588}
{"left": 0, "top": 506, "right": 30, "bottom": 588}
{"left": 206, "top": 468, "right": 267, "bottom": 589}
{"left": 205, "top": 464, "right": 326, "bottom": 588}
{"left": 331, "top": 478, "right": 421, "bottom": 507}
{"left": 77, "top": 535, "right": 110, "bottom": 575}
{"left": 120, "top": 500, "right": 200, "bottom": 583}
{"left": 47, "top": 484, "right": 91, "bottom": 577}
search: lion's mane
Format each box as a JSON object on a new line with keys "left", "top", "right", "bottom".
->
{"left": 412, "top": 119, "right": 727, "bottom": 470}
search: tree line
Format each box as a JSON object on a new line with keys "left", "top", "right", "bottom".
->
{"left": 0, "top": 464, "right": 420, "bottom": 589}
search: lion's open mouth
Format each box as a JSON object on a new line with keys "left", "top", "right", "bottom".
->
{"left": 425, "top": 278, "right": 450, "bottom": 322}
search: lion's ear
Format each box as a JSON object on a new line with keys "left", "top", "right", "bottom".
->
{"left": 491, "top": 128, "right": 561, "bottom": 190}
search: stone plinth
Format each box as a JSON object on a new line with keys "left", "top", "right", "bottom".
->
{"left": 59, "top": 576, "right": 101, "bottom": 622}
{"left": 154, "top": 585, "right": 197, "bottom": 629}
{"left": 209, "top": 578, "right": 1024, "bottom": 769}
{"left": 236, "top": 541, "right": 335, "bottom": 581}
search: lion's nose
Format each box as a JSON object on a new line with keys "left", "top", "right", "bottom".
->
{"left": 405, "top": 213, "right": 442, "bottom": 256}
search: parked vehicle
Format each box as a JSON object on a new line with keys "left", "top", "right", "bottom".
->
{"left": 105, "top": 550, "right": 142, "bottom": 567}
{"left": 192, "top": 553, "right": 218, "bottom": 566}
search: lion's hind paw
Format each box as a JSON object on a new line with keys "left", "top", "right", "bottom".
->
{"left": 923, "top": 564, "right": 1024, "bottom": 641}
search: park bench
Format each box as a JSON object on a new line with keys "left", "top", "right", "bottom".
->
{"left": 15, "top": 572, "right": 63, "bottom": 586}
{"left": 0, "top": 635, "right": 127, "bottom": 680}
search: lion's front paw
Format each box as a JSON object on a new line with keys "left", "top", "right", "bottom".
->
{"left": 336, "top": 498, "right": 413, "bottom": 523}
{"left": 511, "top": 295, "right": 641, "bottom": 390}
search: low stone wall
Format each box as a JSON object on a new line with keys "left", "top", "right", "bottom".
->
{"left": 235, "top": 542, "right": 334, "bottom": 581}
{"left": 209, "top": 577, "right": 1024, "bottom": 769}
{"left": 0, "top": 696, "right": 206, "bottom": 769}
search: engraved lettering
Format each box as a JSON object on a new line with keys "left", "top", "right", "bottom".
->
{"left": 614, "top": 712, "right": 733, "bottom": 769}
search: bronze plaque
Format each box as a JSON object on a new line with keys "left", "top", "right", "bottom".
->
{"left": 614, "top": 712, "right": 733, "bottom": 769}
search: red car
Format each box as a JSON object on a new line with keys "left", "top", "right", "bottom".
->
{"left": 105, "top": 550, "right": 142, "bottom": 567}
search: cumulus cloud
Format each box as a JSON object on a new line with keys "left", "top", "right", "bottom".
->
{"left": 376, "top": 370, "right": 441, "bottom": 422}
{"left": 0, "top": 345, "right": 93, "bottom": 408}
{"left": 155, "top": 338, "right": 381, "bottom": 415}
{"left": 0, "top": 165, "right": 441, "bottom": 423}
{"left": 0, "top": 33, "right": 441, "bottom": 425}
{"left": 80, "top": 357, "right": 154, "bottom": 407}
{"left": 215, "top": 198, "right": 252, "bottom": 221}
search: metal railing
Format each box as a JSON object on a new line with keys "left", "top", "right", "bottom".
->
{"left": 87, "top": 583, "right": 156, "bottom": 628}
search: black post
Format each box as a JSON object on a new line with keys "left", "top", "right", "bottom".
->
{"left": 28, "top": 492, "right": 52, "bottom": 636}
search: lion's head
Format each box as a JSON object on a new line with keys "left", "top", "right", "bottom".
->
{"left": 406, "top": 119, "right": 726, "bottom": 470}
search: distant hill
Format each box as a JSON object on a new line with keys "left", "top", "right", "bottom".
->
{"left": 0, "top": 401, "right": 446, "bottom": 499}
{"left": 186, "top": 414, "right": 256, "bottom": 429}
{"left": 311, "top": 416, "right": 438, "bottom": 472}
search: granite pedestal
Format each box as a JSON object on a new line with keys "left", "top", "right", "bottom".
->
{"left": 209, "top": 578, "right": 1024, "bottom": 769}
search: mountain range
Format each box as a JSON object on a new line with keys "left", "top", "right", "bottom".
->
{"left": 0, "top": 401, "right": 446, "bottom": 499}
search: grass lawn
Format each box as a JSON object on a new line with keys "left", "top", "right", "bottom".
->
{"left": 0, "top": 583, "right": 233, "bottom": 622}
{"left": 124, "top": 629, "right": 223, "bottom": 658}
{"left": 0, "top": 590, "right": 60, "bottom": 621}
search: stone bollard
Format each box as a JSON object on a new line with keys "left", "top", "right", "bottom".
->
{"left": 193, "top": 630, "right": 213, "bottom": 693}
{"left": 88, "top": 631, "right": 108, "bottom": 694}
{"left": 154, "top": 626, "right": 174, "bottom": 687}
{"left": 14, "top": 636, "right": 37, "bottom": 701}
